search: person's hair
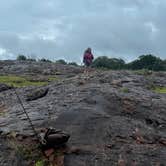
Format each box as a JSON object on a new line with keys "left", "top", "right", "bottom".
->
{"left": 85, "top": 47, "right": 92, "bottom": 53}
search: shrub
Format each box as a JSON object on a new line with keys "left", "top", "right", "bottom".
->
{"left": 27, "top": 58, "right": 36, "bottom": 62}
{"left": 134, "top": 69, "right": 152, "bottom": 76}
{"left": 127, "top": 54, "right": 165, "bottom": 71}
{"left": 92, "top": 56, "right": 125, "bottom": 70}
{"left": 121, "top": 87, "right": 129, "bottom": 93}
{"left": 92, "top": 55, "right": 166, "bottom": 71}
{"left": 56, "top": 59, "right": 67, "bottom": 65}
{"left": 68, "top": 62, "right": 78, "bottom": 66}
{"left": 17, "top": 55, "right": 27, "bottom": 61}
{"left": 154, "top": 87, "right": 166, "bottom": 93}
{"left": 39, "top": 58, "right": 52, "bottom": 63}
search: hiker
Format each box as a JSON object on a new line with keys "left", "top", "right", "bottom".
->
{"left": 83, "top": 47, "right": 94, "bottom": 67}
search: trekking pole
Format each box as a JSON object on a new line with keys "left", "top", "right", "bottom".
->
{"left": 13, "top": 87, "right": 41, "bottom": 142}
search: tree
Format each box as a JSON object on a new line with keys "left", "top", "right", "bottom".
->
{"left": 40, "top": 58, "right": 52, "bottom": 63}
{"left": 108, "top": 58, "right": 125, "bottom": 70}
{"left": 162, "top": 60, "right": 166, "bottom": 70}
{"left": 27, "top": 54, "right": 37, "bottom": 61}
{"left": 92, "top": 56, "right": 125, "bottom": 69}
{"left": 17, "top": 55, "right": 27, "bottom": 61}
{"left": 127, "top": 54, "right": 164, "bottom": 71}
{"left": 56, "top": 59, "right": 67, "bottom": 65}
{"left": 27, "top": 58, "right": 36, "bottom": 62}
{"left": 68, "top": 62, "right": 78, "bottom": 66}
{"left": 92, "top": 56, "right": 111, "bottom": 68}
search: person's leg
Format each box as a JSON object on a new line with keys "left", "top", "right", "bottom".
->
{"left": 83, "top": 65, "right": 88, "bottom": 74}
{"left": 83, "top": 63, "right": 88, "bottom": 79}
{"left": 85, "top": 64, "right": 92, "bottom": 79}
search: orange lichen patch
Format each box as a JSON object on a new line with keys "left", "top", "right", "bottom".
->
{"left": 122, "top": 98, "right": 137, "bottom": 114}
{"left": 118, "top": 155, "right": 126, "bottom": 166}
{"left": 52, "top": 155, "right": 64, "bottom": 166}
{"left": 133, "top": 128, "right": 145, "bottom": 144}
{"left": 44, "top": 148, "right": 55, "bottom": 157}
{"left": 159, "top": 138, "right": 166, "bottom": 146}
{"left": 44, "top": 147, "right": 66, "bottom": 166}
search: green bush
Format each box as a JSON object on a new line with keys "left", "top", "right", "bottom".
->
{"left": 121, "top": 87, "right": 130, "bottom": 93}
{"left": 17, "top": 55, "right": 27, "bottom": 61}
{"left": 154, "top": 87, "right": 166, "bottom": 93}
{"left": 92, "top": 56, "right": 125, "bottom": 70}
{"left": 39, "top": 58, "right": 52, "bottom": 63}
{"left": 127, "top": 54, "right": 165, "bottom": 71}
{"left": 27, "top": 58, "right": 36, "bottom": 62}
{"left": 134, "top": 69, "right": 152, "bottom": 76}
{"left": 68, "top": 62, "right": 78, "bottom": 66}
{"left": 56, "top": 59, "right": 67, "bottom": 65}
{"left": 92, "top": 55, "right": 165, "bottom": 71}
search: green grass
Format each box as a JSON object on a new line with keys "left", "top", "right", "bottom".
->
{"left": 134, "top": 69, "right": 153, "bottom": 76}
{"left": 48, "top": 76, "right": 58, "bottom": 82}
{"left": 0, "top": 75, "right": 49, "bottom": 87}
{"left": 35, "top": 160, "right": 45, "bottom": 166}
{"left": 154, "top": 87, "right": 166, "bottom": 94}
{"left": 121, "top": 87, "right": 130, "bottom": 93}
{"left": 0, "top": 112, "right": 5, "bottom": 116}
{"left": 8, "top": 136, "right": 45, "bottom": 165}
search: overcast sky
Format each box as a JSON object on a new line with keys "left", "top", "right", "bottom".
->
{"left": 0, "top": 0, "right": 166, "bottom": 62}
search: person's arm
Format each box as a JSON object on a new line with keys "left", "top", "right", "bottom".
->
{"left": 91, "top": 54, "right": 94, "bottom": 60}
{"left": 83, "top": 53, "right": 86, "bottom": 63}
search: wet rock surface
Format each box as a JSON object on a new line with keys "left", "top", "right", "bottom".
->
{"left": 26, "top": 87, "right": 49, "bottom": 101}
{"left": 0, "top": 84, "right": 12, "bottom": 92}
{"left": 0, "top": 61, "right": 166, "bottom": 165}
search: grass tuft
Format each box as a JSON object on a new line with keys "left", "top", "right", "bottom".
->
{"left": 48, "top": 76, "right": 58, "bottom": 82}
{"left": 154, "top": 87, "right": 166, "bottom": 94}
{"left": 0, "top": 75, "right": 57, "bottom": 87}
{"left": 121, "top": 87, "right": 130, "bottom": 93}
{"left": 35, "top": 160, "right": 45, "bottom": 166}
{"left": 134, "top": 69, "right": 153, "bottom": 76}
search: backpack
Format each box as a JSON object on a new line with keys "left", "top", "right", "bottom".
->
{"left": 41, "top": 127, "right": 70, "bottom": 148}
{"left": 84, "top": 52, "right": 93, "bottom": 63}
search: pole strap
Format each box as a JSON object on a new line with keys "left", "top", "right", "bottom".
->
{"left": 13, "top": 88, "right": 40, "bottom": 142}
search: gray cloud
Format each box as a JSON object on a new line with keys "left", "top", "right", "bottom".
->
{"left": 0, "top": 0, "right": 166, "bottom": 62}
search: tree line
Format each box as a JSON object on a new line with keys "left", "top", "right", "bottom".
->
{"left": 17, "top": 54, "right": 166, "bottom": 71}
{"left": 92, "top": 54, "right": 166, "bottom": 71}
{"left": 16, "top": 55, "right": 78, "bottom": 66}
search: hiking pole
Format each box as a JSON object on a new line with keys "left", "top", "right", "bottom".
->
{"left": 13, "top": 87, "right": 41, "bottom": 142}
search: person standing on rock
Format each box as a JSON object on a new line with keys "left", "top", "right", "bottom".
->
{"left": 83, "top": 48, "right": 94, "bottom": 77}
{"left": 83, "top": 47, "right": 94, "bottom": 68}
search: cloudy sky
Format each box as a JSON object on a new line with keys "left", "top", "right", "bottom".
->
{"left": 0, "top": 0, "right": 166, "bottom": 62}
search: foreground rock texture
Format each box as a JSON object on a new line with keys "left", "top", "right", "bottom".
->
{"left": 0, "top": 61, "right": 166, "bottom": 166}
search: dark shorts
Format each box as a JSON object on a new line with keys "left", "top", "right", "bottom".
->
{"left": 84, "top": 61, "right": 92, "bottom": 67}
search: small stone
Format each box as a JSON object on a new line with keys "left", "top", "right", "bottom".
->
{"left": 54, "top": 155, "right": 64, "bottom": 166}
{"left": 44, "top": 148, "right": 55, "bottom": 157}
{"left": 118, "top": 155, "right": 126, "bottom": 166}
{"left": 159, "top": 138, "right": 166, "bottom": 146}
